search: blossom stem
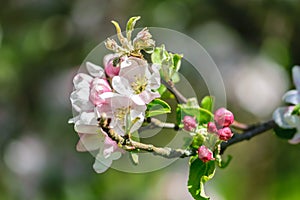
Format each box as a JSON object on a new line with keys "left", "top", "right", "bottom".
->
{"left": 231, "top": 120, "right": 250, "bottom": 130}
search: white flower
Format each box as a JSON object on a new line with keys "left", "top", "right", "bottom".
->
{"left": 96, "top": 92, "right": 146, "bottom": 135}
{"left": 69, "top": 62, "right": 122, "bottom": 173}
{"left": 112, "top": 56, "right": 161, "bottom": 104}
{"left": 273, "top": 66, "right": 300, "bottom": 144}
{"left": 70, "top": 62, "right": 105, "bottom": 113}
{"left": 71, "top": 111, "right": 122, "bottom": 173}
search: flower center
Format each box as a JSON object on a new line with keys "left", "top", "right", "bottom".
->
{"left": 115, "top": 107, "right": 130, "bottom": 122}
{"left": 131, "top": 75, "right": 148, "bottom": 94}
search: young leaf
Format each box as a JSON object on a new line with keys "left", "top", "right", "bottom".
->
{"left": 188, "top": 159, "right": 216, "bottom": 200}
{"left": 201, "top": 96, "right": 214, "bottom": 112}
{"left": 146, "top": 99, "right": 171, "bottom": 117}
{"left": 171, "top": 53, "right": 183, "bottom": 72}
{"left": 126, "top": 16, "right": 141, "bottom": 40}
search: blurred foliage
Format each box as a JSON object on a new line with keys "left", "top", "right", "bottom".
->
{"left": 1, "top": 0, "right": 300, "bottom": 199}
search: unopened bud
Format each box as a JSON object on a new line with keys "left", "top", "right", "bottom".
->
{"left": 198, "top": 145, "right": 214, "bottom": 163}
{"left": 214, "top": 107, "right": 234, "bottom": 127}
{"left": 217, "top": 127, "right": 233, "bottom": 141}
{"left": 103, "top": 54, "right": 121, "bottom": 78}
{"left": 183, "top": 116, "right": 197, "bottom": 131}
{"left": 207, "top": 122, "right": 218, "bottom": 133}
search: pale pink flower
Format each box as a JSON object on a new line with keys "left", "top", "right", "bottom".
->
{"left": 89, "top": 78, "right": 112, "bottom": 106}
{"left": 96, "top": 92, "right": 146, "bottom": 135}
{"left": 112, "top": 56, "right": 160, "bottom": 104}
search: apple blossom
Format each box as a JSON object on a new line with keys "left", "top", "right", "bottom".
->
{"left": 89, "top": 78, "right": 112, "bottom": 106}
{"left": 273, "top": 66, "right": 300, "bottom": 144}
{"left": 112, "top": 56, "right": 161, "bottom": 104}
{"left": 96, "top": 92, "right": 146, "bottom": 136}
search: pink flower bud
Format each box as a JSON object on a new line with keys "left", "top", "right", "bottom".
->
{"left": 214, "top": 107, "right": 234, "bottom": 127}
{"left": 207, "top": 122, "right": 218, "bottom": 133}
{"left": 198, "top": 145, "right": 214, "bottom": 163}
{"left": 217, "top": 127, "right": 233, "bottom": 141}
{"left": 183, "top": 116, "right": 197, "bottom": 131}
{"left": 89, "top": 78, "right": 111, "bottom": 105}
{"left": 103, "top": 54, "right": 120, "bottom": 78}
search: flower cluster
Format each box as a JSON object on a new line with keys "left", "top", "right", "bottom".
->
{"left": 183, "top": 107, "right": 234, "bottom": 163}
{"left": 69, "top": 18, "right": 161, "bottom": 173}
{"left": 273, "top": 66, "right": 300, "bottom": 144}
{"left": 208, "top": 108, "right": 234, "bottom": 141}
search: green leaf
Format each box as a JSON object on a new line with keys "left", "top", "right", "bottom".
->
{"left": 292, "top": 104, "right": 300, "bottom": 116}
{"left": 201, "top": 96, "right": 214, "bottom": 112}
{"left": 216, "top": 154, "right": 232, "bottom": 169}
{"left": 146, "top": 99, "right": 171, "bottom": 117}
{"left": 171, "top": 53, "right": 183, "bottom": 72}
{"left": 273, "top": 126, "right": 296, "bottom": 139}
{"left": 176, "top": 98, "right": 214, "bottom": 126}
{"left": 151, "top": 45, "right": 168, "bottom": 64}
{"left": 188, "top": 159, "right": 216, "bottom": 200}
{"left": 126, "top": 16, "right": 141, "bottom": 40}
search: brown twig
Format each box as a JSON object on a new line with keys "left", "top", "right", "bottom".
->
{"left": 220, "top": 119, "right": 277, "bottom": 154}
{"left": 162, "top": 79, "right": 187, "bottom": 104}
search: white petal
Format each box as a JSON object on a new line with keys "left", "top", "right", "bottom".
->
{"left": 138, "top": 91, "right": 160, "bottom": 104}
{"left": 292, "top": 66, "right": 300, "bottom": 91}
{"left": 75, "top": 124, "right": 99, "bottom": 134}
{"left": 131, "top": 95, "right": 146, "bottom": 105}
{"left": 109, "top": 151, "right": 122, "bottom": 160}
{"left": 68, "top": 116, "right": 79, "bottom": 124}
{"left": 73, "top": 73, "right": 92, "bottom": 89}
{"left": 93, "top": 155, "right": 111, "bottom": 173}
{"left": 273, "top": 107, "right": 295, "bottom": 129}
{"left": 76, "top": 134, "right": 105, "bottom": 152}
{"left": 70, "top": 88, "right": 93, "bottom": 112}
{"left": 112, "top": 76, "right": 133, "bottom": 95}
{"left": 282, "top": 90, "right": 300, "bottom": 105}
{"left": 288, "top": 133, "right": 300, "bottom": 144}
{"left": 86, "top": 62, "right": 105, "bottom": 78}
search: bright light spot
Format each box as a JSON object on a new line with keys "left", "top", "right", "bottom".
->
{"left": 233, "top": 57, "right": 289, "bottom": 117}
{"left": 4, "top": 136, "right": 47, "bottom": 176}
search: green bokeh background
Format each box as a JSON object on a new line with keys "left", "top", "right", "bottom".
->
{"left": 1, "top": 0, "right": 300, "bottom": 199}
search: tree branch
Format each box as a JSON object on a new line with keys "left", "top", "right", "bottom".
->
{"left": 99, "top": 118, "right": 194, "bottom": 159}
{"left": 220, "top": 119, "right": 277, "bottom": 154}
{"left": 162, "top": 79, "right": 187, "bottom": 104}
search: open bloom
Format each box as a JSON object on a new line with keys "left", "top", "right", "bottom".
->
{"left": 69, "top": 62, "right": 123, "bottom": 173}
{"left": 96, "top": 92, "right": 146, "bottom": 135}
{"left": 112, "top": 56, "right": 161, "bottom": 104}
{"left": 273, "top": 66, "right": 300, "bottom": 144}
{"left": 70, "top": 62, "right": 106, "bottom": 112}
{"left": 69, "top": 111, "right": 122, "bottom": 173}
